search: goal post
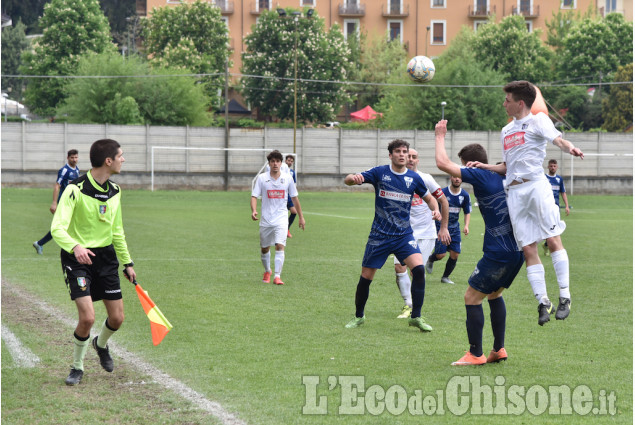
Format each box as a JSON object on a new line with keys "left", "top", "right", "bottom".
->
{"left": 568, "top": 153, "right": 633, "bottom": 195}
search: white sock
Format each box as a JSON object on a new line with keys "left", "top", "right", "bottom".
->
{"left": 526, "top": 264, "right": 548, "bottom": 303}
{"left": 551, "top": 249, "right": 570, "bottom": 299}
{"left": 274, "top": 250, "right": 285, "bottom": 277}
{"left": 261, "top": 252, "right": 271, "bottom": 272}
{"left": 396, "top": 272, "right": 412, "bottom": 307}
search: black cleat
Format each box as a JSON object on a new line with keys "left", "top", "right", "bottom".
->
{"left": 65, "top": 368, "right": 84, "bottom": 386}
{"left": 92, "top": 336, "right": 114, "bottom": 372}
{"left": 538, "top": 301, "right": 554, "bottom": 326}
{"left": 555, "top": 297, "right": 571, "bottom": 320}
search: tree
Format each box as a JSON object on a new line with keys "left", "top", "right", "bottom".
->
{"left": 541, "top": 85, "right": 597, "bottom": 130}
{"left": 1, "top": 20, "right": 29, "bottom": 100}
{"left": 141, "top": 0, "right": 229, "bottom": 107}
{"left": 58, "top": 51, "right": 211, "bottom": 126}
{"left": 559, "top": 13, "right": 633, "bottom": 83}
{"left": 19, "top": 0, "right": 114, "bottom": 117}
{"left": 2, "top": 0, "right": 48, "bottom": 34}
{"left": 241, "top": 9, "right": 353, "bottom": 124}
{"left": 99, "top": 0, "right": 137, "bottom": 49}
{"left": 602, "top": 64, "right": 633, "bottom": 132}
{"left": 473, "top": 15, "right": 554, "bottom": 83}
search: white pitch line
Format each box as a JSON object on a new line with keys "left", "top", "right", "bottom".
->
{"left": 303, "top": 211, "right": 365, "bottom": 219}
{"left": 2, "top": 281, "right": 247, "bottom": 425}
{"left": 1, "top": 324, "right": 41, "bottom": 368}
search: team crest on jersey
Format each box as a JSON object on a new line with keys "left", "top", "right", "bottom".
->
{"left": 99, "top": 205, "right": 107, "bottom": 214}
{"left": 459, "top": 196, "right": 464, "bottom": 204}
{"left": 382, "top": 174, "right": 392, "bottom": 182}
{"left": 522, "top": 123, "right": 529, "bottom": 130}
{"left": 404, "top": 176, "right": 413, "bottom": 188}
{"left": 408, "top": 240, "right": 418, "bottom": 249}
{"left": 77, "top": 277, "right": 87, "bottom": 290}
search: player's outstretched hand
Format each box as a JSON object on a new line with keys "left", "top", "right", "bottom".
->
{"left": 251, "top": 211, "right": 259, "bottom": 221}
{"left": 435, "top": 120, "right": 447, "bottom": 136}
{"left": 570, "top": 146, "right": 584, "bottom": 159}
{"left": 465, "top": 161, "right": 483, "bottom": 168}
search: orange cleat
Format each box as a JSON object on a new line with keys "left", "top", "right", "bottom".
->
{"left": 451, "top": 351, "right": 486, "bottom": 366}
{"left": 273, "top": 277, "right": 284, "bottom": 285}
{"left": 486, "top": 347, "right": 508, "bottom": 363}
{"left": 287, "top": 230, "right": 292, "bottom": 238}
{"left": 262, "top": 271, "right": 271, "bottom": 283}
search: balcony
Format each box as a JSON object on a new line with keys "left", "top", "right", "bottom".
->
{"left": 382, "top": 4, "right": 409, "bottom": 18}
{"left": 135, "top": 0, "right": 146, "bottom": 16}
{"left": 214, "top": 0, "right": 234, "bottom": 15}
{"left": 250, "top": 1, "right": 271, "bottom": 15}
{"left": 339, "top": 3, "right": 365, "bottom": 17}
{"left": 512, "top": 4, "right": 539, "bottom": 18}
{"left": 468, "top": 5, "right": 496, "bottom": 18}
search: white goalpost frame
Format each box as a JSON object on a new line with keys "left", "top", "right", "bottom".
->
{"left": 150, "top": 146, "right": 298, "bottom": 191}
{"left": 568, "top": 152, "right": 633, "bottom": 195}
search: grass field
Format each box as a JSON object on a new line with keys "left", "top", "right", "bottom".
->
{"left": 1, "top": 188, "right": 632, "bottom": 424}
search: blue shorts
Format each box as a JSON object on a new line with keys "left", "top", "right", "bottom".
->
{"left": 468, "top": 251, "right": 524, "bottom": 294}
{"left": 362, "top": 232, "right": 421, "bottom": 269}
{"left": 434, "top": 227, "right": 462, "bottom": 254}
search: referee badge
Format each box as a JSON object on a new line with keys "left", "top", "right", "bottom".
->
{"left": 99, "top": 204, "right": 107, "bottom": 221}
{"left": 77, "top": 277, "right": 87, "bottom": 290}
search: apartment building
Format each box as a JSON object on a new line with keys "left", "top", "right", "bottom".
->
{"left": 138, "top": 0, "right": 632, "bottom": 76}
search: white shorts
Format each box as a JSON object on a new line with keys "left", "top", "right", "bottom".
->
{"left": 393, "top": 238, "right": 436, "bottom": 265}
{"left": 507, "top": 179, "right": 566, "bottom": 248}
{"left": 260, "top": 224, "right": 287, "bottom": 248}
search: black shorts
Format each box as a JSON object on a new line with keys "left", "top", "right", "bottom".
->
{"left": 61, "top": 245, "right": 122, "bottom": 301}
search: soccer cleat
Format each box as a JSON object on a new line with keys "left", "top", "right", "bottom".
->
{"left": 287, "top": 230, "right": 292, "bottom": 238}
{"left": 65, "top": 368, "right": 84, "bottom": 386}
{"left": 425, "top": 260, "right": 433, "bottom": 274}
{"left": 486, "top": 347, "right": 508, "bottom": 363}
{"left": 408, "top": 316, "right": 433, "bottom": 332}
{"left": 273, "top": 277, "right": 284, "bottom": 285}
{"left": 543, "top": 243, "right": 550, "bottom": 256}
{"left": 452, "top": 351, "right": 486, "bottom": 366}
{"left": 262, "top": 271, "right": 272, "bottom": 283}
{"left": 397, "top": 305, "right": 412, "bottom": 319}
{"left": 32, "top": 241, "right": 43, "bottom": 255}
{"left": 538, "top": 301, "right": 554, "bottom": 326}
{"left": 441, "top": 276, "right": 455, "bottom": 284}
{"left": 555, "top": 297, "right": 571, "bottom": 320}
{"left": 92, "top": 336, "right": 114, "bottom": 372}
{"left": 345, "top": 316, "right": 365, "bottom": 328}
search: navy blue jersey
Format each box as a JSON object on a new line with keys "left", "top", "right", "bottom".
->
{"left": 460, "top": 167, "right": 520, "bottom": 253}
{"left": 360, "top": 165, "right": 429, "bottom": 236}
{"left": 545, "top": 173, "right": 565, "bottom": 206}
{"left": 57, "top": 164, "right": 80, "bottom": 201}
{"left": 441, "top": 187, "right": 471, "bottom": 230}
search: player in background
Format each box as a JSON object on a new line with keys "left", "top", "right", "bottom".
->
{"left": 425, "top": 176, "right": 471, "bottom": 284}
{"left": 285, "top": 154, "right": 298, "bottom": 238}
{"left": 344, "top": 139, "right": 451, "bottom": 332}
{"left": 543, "top": 159, "right": 570, "bottom": 256}
{"left": 393, "top": 148, "right": 450, "bottom": 319}
{"left": 435, "top": 120, "right": 524, "bottom": 366}
{"left": 251, "top": 150, "right": 305, "bottom": 285}
{"left": 51, "top": 139, "right": 136, "bottom": 386}
{"left": 467, "top": 81, "right": 584, "bottom": 325}
{"left": 33, "top": 149, "right": 80, "bottom": 255}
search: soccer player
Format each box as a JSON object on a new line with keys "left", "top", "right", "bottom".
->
{"left": 543, "top": 159, "right": 570, "bottom": 256}
{"left": 344, "top": 139, "right": 450, "bottom": 332}
{"left": 251, "top": 150, "right": 305, "bottom": 285}
{"left": 285, "top": 154, "right": 298, "bottom": 238}
{"left": 425, "top": 176, "right": 471, "bottom": 284}
{"left": 51, "top": 139, "right": 136, "bottom": 386}
{"left": 393, "top": 148, "right": 450, "bottom": 319}
{"left": 33, "top": 149, "right": 80, "bottom": 255}
{"left": 467, "top": 81, "right": 584, "bottom": 325}
{"left": 435, "top": 119, "right": 524, "bottom": 366}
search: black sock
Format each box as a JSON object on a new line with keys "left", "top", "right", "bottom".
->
{"left": 354, "top": 276, "right": 372, "bottom": 318}
{"left": 443, "top": 257, "right": 457, "bottom": 278}
{"left": 427, "top": 254, "right": 438, "bottom": 263}
{"left": 288, "top": 213, "right": 296, "bottom": 228}
{"left": 38, "top": 231, "right": 53, "bottom": 246}
{"left": 410, "top": 265, "right": 426, "bottom": 318}
{"left": 466, "top": 304, "right": 484, "bottom": 357}
{"left": 488, "top": 297, "right": 507, "bottom": 351}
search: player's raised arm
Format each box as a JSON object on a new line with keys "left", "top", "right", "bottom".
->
{"left": 553, "top": 136, "right": 584, "bottom": 159}
{"left": 435, "top": 120, "right": 461, "bottom": 177}
{"left": 345, "top": 173, "right": 365, "bottom": 186}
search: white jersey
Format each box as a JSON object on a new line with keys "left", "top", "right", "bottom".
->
{"left": 252, "top": 171, "right": 298, "bottom": 227}
{"left": 501, "top": 112, "right": 561, "bottom": 188}
{"left": 409, "top": 171, "right": 443, "bottom": 240}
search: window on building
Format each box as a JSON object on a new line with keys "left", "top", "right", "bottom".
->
{"left": 476, "top": 0, "right": 488, "bottom": 14}
{"left": 432, "top": 0, "right": 446, "bottom": 7}
{"left": 259, "top": 0, "right": 270, "bottom": 10}
{"left": 519, "top": 0, "right": 531, "bottom": 14}
{"left": 606, "top": 0, "right": 617, "bottom": 11}
{"left": 525, "top": 21, "right": 532, "bottom": 32}
{"left": 389, "top": 0, "right": 401, "bottom": 14}
{"left": 432, "top": 21, "right": 445, "bottom": 44}
{"left": 561, "top": 0, "right": 576, "bottom": 8}
{"left": 301, "top": 0, "right": 315, "bottom": 6}
{"left": 388, "top": 21, "right": 402, "bottom": 43}
{"left": 344, "top": 20, "right": 359, "bottom": 40}
{"left": 473, "top": 20, "right": 487, "bottom": 31}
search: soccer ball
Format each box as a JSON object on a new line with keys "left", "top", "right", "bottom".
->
{"left": 407, "top": 56, "right": 435, "bottom": 83}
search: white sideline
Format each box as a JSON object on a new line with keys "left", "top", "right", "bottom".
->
{"left": 2, "top": 281, "right": 247, "bottom": 425}
{"left": 1, "top": 324, "right": 41, "bottom": 368}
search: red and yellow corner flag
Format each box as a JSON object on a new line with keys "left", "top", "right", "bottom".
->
{"left": 135, "top": 284, "right": 173, "bottom": 346}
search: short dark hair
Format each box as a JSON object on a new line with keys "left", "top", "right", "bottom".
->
{"left": 267, "top": 150, "right": 283, "bottom": 162}
{"left": 90, "top": 139, "right": 120, "bottom": 167}
{"left": 285, "top": 154, "right": 295, "bottom": 161}
{"left": 458, "top": 144, "right": 488, "bottom": 164}
{"left": 387, "top": 139, "right": 409, "bottom": 154}
{"left": 503, "top": 80, "right": 536, "bottom": 109}
{"left": 548, "top": 159, "right": 558, "bottom": 165}
{"left": 67, "top": 149, "right": 78, "bottom": 157}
